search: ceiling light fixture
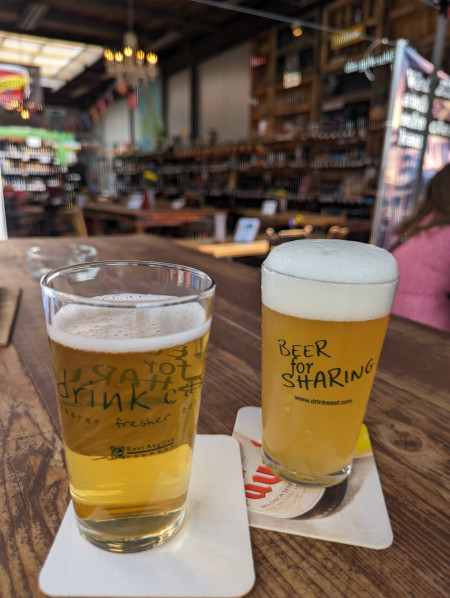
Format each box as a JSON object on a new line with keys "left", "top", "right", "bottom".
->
{"left": 291, "top": 23, "right": 303, "bottom": 38}
{"left": 104, "top": 0, "right": 159, "bottom": 88}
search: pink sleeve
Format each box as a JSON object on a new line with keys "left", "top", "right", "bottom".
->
{"left": 391, "top": 226, "right": 450, "bottom": 332}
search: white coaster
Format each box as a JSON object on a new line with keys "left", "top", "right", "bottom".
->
{"left": 233, "top": 407, "right": 393, "bottom": 550}
{"left": 39, "top": 435, "right": 255, "bottom": 598}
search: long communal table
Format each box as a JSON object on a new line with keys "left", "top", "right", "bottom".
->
{"left": 82, "top": 203, "right": 216, "bottom": 235}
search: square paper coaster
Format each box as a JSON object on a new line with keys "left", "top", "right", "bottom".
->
{"left": 39, "top": 435, "right": 255, "bottom": 598}
{"left": 233, "top": 407, "right": 393, "bottom": 550}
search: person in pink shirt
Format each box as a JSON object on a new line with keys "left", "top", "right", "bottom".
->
{"left": 389, "top": 163, "right": 450, "bottom": 332}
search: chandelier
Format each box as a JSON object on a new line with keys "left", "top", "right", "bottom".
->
{"left": 104, "top": 0, "right": 159, "bottom": 88}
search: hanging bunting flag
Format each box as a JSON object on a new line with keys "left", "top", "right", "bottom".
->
{"left": 106, "top": 89, "right": 114, "bottom": 104}
{"left": 90, "top": 106, "right": 98, "bottom": 123}
{"left": 117, "top": 78, "right": 128, "bottom": 95}
{"left": 97, "top": 98, "right": 106, "bottom": 116}
{"left": 128, "top": 91, "right": 138, "bottom": 110}
{"left": 82, "top": 112, "right": 91, "bottom": 130}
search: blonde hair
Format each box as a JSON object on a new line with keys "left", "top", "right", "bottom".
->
{"left": 395, "top": 163, "right": 450, "bottom": 238}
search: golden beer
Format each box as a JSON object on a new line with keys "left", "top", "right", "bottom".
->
{"left": 261, "top": 240, "right": 398, "bottom": 486}
{"left": 42, "top": 262, "right": 214, "bottom": 552}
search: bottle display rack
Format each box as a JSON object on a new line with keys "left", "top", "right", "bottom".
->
{"left": 0, "top": 140, "right": 63, "bottom": 194}
{"left": 113, "top": 132, "right": 376, "bottom": 220}
{"left": 0, "top": 137, "right": 79, "bottom": 237}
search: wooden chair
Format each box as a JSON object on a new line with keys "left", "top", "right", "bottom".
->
{"left": 179, "top": 218, "right": 214, "bottom": 239}
{"left": 57, "top": 206, "right": 88, "bottom": 236}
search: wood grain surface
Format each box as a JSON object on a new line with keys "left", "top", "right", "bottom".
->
{"left": 0, "top": 235, "right": 448, "bottom": 598}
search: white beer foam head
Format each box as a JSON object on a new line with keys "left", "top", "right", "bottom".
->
{"left": 262, "top": 240, "right": 398, "bottom": 321}
{"left": 48, "top": 293, "right": 210, "bottom": 352}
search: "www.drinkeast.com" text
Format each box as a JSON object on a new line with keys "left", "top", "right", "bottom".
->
{"left": 294, "top": 396, "right": 353, "bottom": 405}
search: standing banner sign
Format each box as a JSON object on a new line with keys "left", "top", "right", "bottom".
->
{"left": 371, "top": 40, "right": 450, "bottom": 249}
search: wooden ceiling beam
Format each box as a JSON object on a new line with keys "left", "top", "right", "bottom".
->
{"left": 0, "top": 2, "right": 19, "bottom": 25}
{"left": 36, "top": 15, "right": 124, "bottom": 42}
{"left": 46, "top": 0, "right": 219, "bottom": 34}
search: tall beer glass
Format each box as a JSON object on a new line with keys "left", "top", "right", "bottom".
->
{"left": 41, "top": 261, "right": 215, "bottom": 552}
{"left": 261, "top": 240, "right": 398, "bottom": 487}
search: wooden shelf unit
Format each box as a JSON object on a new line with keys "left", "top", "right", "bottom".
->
{"left": 250, "top": 7, "right": 321, "bottom": 141}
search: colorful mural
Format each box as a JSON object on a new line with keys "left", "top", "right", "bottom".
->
{"left": 138, "top": 77, "right": 164, "bottom": 151}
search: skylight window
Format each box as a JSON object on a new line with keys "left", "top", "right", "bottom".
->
{"left": 0, "top": 30, "right": 103, "bottom": 92}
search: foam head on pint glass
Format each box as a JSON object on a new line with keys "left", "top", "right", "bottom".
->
{"left": 261, "top": 240, "right": 398, "bottom": 487}
{"left": 41, "top": 261, "right": 215, "bottom": 552}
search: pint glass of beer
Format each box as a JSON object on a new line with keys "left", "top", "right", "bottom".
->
{"left": 261, "top": 240, "right": 398, "bottom": 487}
{"left": 41, "top": 261, "right": 215, "bottom": 552}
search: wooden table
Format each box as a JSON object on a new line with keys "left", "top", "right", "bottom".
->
{"left": 176, "top": 236, "right": 270, "bottom": 259}
{"left": 82, "top": 203, "right": 216, "bottom": 235}
{"left": 0, "top": 235, "right": 448, "bottom": 598}
{"left": 241, "top": 209, "right": 349, "bottom": 230}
